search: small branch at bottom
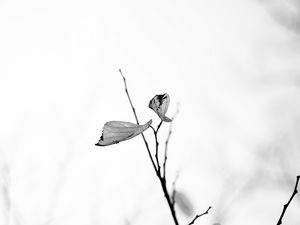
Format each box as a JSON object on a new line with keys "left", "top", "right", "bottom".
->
{"left": 276, "top": 175, "right": 300, "bottom": 225}
{"left": 187, "top": 206, "right": 212, "bottom": 225}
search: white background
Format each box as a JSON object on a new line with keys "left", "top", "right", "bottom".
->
{"left": 1, "top": 0, "right": 300, "bottom": 225}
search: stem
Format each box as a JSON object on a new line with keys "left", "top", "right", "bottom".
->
{"left": 150, "top": 121, "right": 163, "bottom": 176}
{"left": 119, "top": 69, "right": 158, "bottom": 175}
{"left": 276, "top": 175, "right": 300, "bottom": 225}
{"left": 151, "top": 123, "right": 180, "bottom": 225}
{"left": 160, "top": 177, "right": 180, "bottom": 225}
{"left": 119, "top": 69, "right": 179, "bottom": 224}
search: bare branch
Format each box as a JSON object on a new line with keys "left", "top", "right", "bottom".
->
{"left": 159, "top": 176, "right": 180, "bottom": 225}
{"left": 118, "top": 70, "right": 180, "bottom": 225}
{"left": 118, "top": 69, "right": 139, "bottom": 124}
{"left": 118, "top": 69, "right": 158, "bottom": 174}
{"left": 151, "top": 121, "right": 163, "bottom": 175}
{"left": 276, "top": 175, "right": 300, "bottom": 225}
{"left": 187, "top": 206, "right": 212, "bottom": 225}
{"left": 156, "top": 120, "right": 163, "bottom": 133}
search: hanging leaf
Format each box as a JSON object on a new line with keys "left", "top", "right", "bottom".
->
{"left": 95, "top": 120, "right": 152, "bottom": 147}
{"left": 148, "top": 93, "right": 172, "bottom": 122}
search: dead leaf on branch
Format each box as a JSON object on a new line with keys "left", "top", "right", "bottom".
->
{"left": 95, "top": 120, "right": 152, "bottom": 146}
{"left": 149, "top": 93, "right": 172, "bottom": 122}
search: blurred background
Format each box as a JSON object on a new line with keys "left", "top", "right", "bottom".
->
{"left": 1, "top": 0, "right": 300, "bottom": 224}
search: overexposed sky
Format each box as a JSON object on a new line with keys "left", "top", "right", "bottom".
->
{"left": 1, "top": 0, "right": 300, "bottom": 225}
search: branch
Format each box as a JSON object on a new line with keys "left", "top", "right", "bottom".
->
{"left": 159, "top": 176, "right": 180, "bottom": 225}
{"left": 187, "top": 206, "right": 212, "bottom": 225}
{"left": 118, "top": 69, "right": 139, "bottom": 124}
{"left": 150, "top": 121, "right": 163, "bottom": 175}
{"left": 118, "top": 69, "right": 158, "bottom": 174}
{"left": 118, "top": 70, "right": 179, "bottom": 225}
{"left": 276, "top": 175, "right": 300, "bottom": 225}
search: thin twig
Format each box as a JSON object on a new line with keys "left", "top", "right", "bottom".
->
{"left": 118, "top": 69, "right": 158, "bottom": 174}
{"left": 150, "top": 121, "right": 163, "bottom": 175}
{"left": 119, "top": 69, "right": 139, "bottom": 124}
{"left": 156, "top": 120, "right": 163, "bottom": 133}
{"left": 163, "top": 106, "right": 180, "bottom": 179}
{"left": 276, "top": 175, "right": 300, "bottom": 225}
{"left": 187, "top": 206, "right": 212, "bottom": 225}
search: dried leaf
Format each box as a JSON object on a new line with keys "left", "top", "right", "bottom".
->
{"left": 95, "top": 120, "right": 152, "bottom": 146}
{"left": 148, "top": 93, "right": 172, "bottom": 122}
